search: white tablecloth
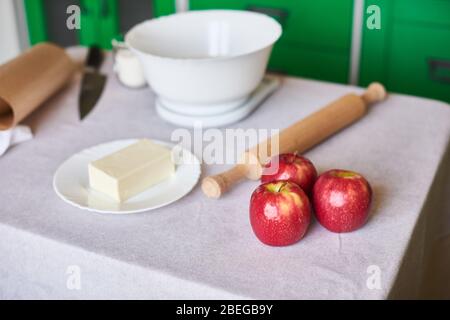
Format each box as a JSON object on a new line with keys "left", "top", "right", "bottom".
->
{"left": 1, "top": 49, "right": 449, "bottom": 299}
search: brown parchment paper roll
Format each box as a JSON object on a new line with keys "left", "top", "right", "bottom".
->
{"left": 0, "top": 43, "right": 76, "bottom": 130}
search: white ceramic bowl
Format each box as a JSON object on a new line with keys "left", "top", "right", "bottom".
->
{"left": 125, "top": 10, "right": 282, "bottom": 106}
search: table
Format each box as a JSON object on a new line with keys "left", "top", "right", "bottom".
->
{"left": 1, "top": 49, "right": 449, "bottom": 299}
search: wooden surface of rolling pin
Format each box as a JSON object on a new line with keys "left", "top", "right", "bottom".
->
{"left": 202, "top": 82, "right": 387, "bottom": 198}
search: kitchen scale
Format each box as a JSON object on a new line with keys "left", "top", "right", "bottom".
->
{"left": 155, "top": 76, "right": 281, "bottom": 128}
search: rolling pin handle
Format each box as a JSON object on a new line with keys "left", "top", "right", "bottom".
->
{"left": 361, "top": 82, "right": 387, "bottom": 104}
{"left": 201, "top": 165, "right": 247, "bottom": 198}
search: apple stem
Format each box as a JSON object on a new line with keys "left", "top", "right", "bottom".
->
{"left": 276, "top": 182, "right": 287, "bottom": 192}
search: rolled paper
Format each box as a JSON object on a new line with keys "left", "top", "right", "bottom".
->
{"left": 0, "top": 43, "right": 76, "bottom": 130}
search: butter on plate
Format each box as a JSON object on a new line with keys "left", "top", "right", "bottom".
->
{"left": 88, "top": 139, "right": 175, "bottom": 203}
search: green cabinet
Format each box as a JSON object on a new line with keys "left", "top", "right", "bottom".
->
{"left": 359, "top": 0, "right": 450, "bottom": 102}
{"left": 153, "top": 0, "right": 176, "bottom": 16}
{"left": 24, "top": 0, "right": 354, "bottom": 83}
{"left": 24, "top": 0, "right": 156, "bottom": 49}
{"left": 22, "top": 0, "right": 450, "bottom": 102}
{"left": 184, "top": 0, "right": 354, "bottom": 83}
{"left": 25, "top": 0, "right": 120, "bottom": 49}
{"left": 23, "top": 0, "right": 48, "bottom": 44}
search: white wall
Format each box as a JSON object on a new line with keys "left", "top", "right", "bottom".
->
{"left": 0, "top": 0, "right": 22, "bottom": 64}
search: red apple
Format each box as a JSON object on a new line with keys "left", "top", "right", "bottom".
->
{"left": 261, "top": 153, "right": 317, "bottom": 194}
{"left": 312, "top": 169, "right": 372, "bottom": 233}
{"left": 250, "top": 181, "right": 311, "bottom": 246}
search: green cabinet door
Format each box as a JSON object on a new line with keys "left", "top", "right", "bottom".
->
{"left": 153, "top": 0, "right": 176, "bottom": 16}
{"left": 187, "top": 0, "right": 353, "bottom": 83}
{"left": 24, "top": 0, "right": 118, "bottom": 49}
{"left": 24, "top": 0, "right": 48, "bottom": 44}
{"left": 24, "top": 0, "right": 119, "bottom": 49}
{"left": 359, "top": 0, "right": 450, "bottom": 102}
{"left": 190, "top": 0, "right": 353, "bottom": 51}
{"left": 388, "top": 25, "right": 450, "bottom": 103}
{"left": 24, "top": 0, "right": 159, "bottom": 49}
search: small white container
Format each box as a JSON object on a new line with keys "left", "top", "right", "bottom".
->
{"left": 125, "top": 10, "right": 282, "bottom": 107}
{"left": 112, "top": 40, "right": 147, "bottom": 88}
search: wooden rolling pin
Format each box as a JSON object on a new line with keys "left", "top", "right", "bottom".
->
{"left": 201, "top": 82, "right": 387, "bottom": 198}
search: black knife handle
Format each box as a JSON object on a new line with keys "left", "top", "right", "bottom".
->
{"left": 86, "top": 46, "right": 104, "bottom": 70}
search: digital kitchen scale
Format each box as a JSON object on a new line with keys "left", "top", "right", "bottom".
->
{"left": 155, "top": 76, "right": 281, "bottom": 128}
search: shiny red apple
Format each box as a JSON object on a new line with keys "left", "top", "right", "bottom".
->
{"left": 312, "top": 169, "right": 372, "bottom": 233}
{"left": 261, "top": 153, "right": 317, "bottom": 194}
{"left": 250, "top": 181, "right": 311, "bottom": 246}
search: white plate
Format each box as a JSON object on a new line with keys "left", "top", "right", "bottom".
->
{"left": 53, "top": 139, "right": 201, "bottom": 214}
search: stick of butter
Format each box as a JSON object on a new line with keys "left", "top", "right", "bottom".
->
{"left": 88, "top": 139, "right": 175, "bottom": 202}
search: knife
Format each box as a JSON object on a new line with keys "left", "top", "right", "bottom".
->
{"left": 78, "top": 46, "right": 107, "bottom": 120}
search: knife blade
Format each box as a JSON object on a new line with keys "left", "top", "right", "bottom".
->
{"left": 78, "top": 46, "right": 106, "bottom": 120}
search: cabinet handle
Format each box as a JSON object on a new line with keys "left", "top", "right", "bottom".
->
{"left": 80, "top": 0, "right": 109, "bottom": 17}
{"left": 246, "top": 5, "right": 289, "bottom": 26}
{"left": 80, "top": 2, "right": 88, "bottom": 15}
{"left": 101, "top": 0, "right": 110, "bottom": 17}
{"left": 267, "top": 67, "right": 287, "bottom": 75}
{"left": 428, "top": 58, "right": 450, "bottom": 84}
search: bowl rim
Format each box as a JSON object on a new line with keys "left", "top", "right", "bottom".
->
{"left": 125, "top": 9, "right": 283, "bottom": 62}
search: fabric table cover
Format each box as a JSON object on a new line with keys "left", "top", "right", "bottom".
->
{"left": 1, "top": 48, "right": 449, "bottom": 299}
